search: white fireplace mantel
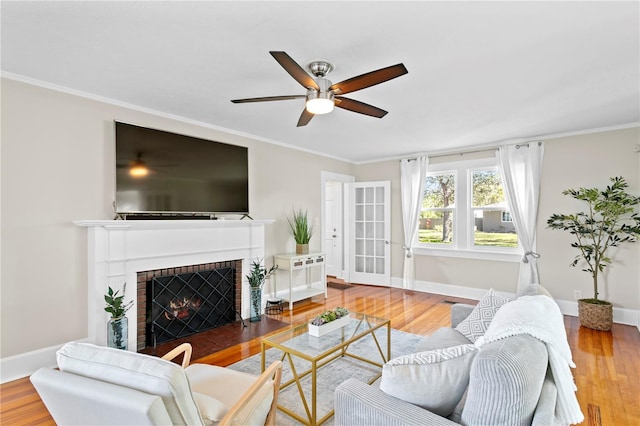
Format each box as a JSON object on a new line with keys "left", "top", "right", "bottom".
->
{"left": 75, "top": 219, "right": 274, "bottom": 350}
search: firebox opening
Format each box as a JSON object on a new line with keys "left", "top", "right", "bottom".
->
{"left": 138, "top": 261, "right": 242, "bottom": 351}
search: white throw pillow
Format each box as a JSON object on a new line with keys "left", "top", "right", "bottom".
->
{"left": 379, "top": 344, "right": 478, "bottom": 417}
{"left": 192, "top": 392, "right": 228, "bottom": 424}
{"left": 455, "top": 289, "right": 509, "bottom": 342}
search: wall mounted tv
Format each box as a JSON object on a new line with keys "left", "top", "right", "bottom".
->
{"left": 115, "top": 121, "right": 249, "bottom": 217}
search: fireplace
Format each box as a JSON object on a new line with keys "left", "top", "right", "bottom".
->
{"left": 137, "top": 260, "right": 242, "bottom": 351}
{"left": 76, "top": 219, "right": 273, "bottom": 350}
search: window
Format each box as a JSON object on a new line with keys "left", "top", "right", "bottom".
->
{"left": 415, "top": 156, "right": 521, "bottom": 261}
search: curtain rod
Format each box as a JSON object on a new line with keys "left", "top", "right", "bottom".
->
{"left": 401, "top": 141, "right": 542, "bottom": 162}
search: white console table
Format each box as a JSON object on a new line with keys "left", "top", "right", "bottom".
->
{"left": 272, "top": 252, "right": 327, "bottom": 310}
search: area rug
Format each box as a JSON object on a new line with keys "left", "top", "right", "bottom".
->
{"left": 228, "top": 327, "right": 426, "bottom": 425}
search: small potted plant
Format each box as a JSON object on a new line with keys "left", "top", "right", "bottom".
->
{"left": 104, "top": 284, "right": 133, "bottom": 350}
{"left": 309, "top": 307, "right": 350, "bottom": 337}
{"left": 246, "top": 259, "right": 277, "bottom": 322}
{"left": 287, "top": 208, "right": 314, "bottom": 254}
{"left": 547, "top": 176, "right": 640, "bottom": 331}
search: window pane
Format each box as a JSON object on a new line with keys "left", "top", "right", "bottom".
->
{"left": 418, "top": 211, "right": 454, "bottom": 244}
{"left": 471, "top": 170, "right": 516, "bottom": 247}
{"left": 472, "top": 169, "right": 504, "bottom": 207}
{"left": 423, "top": 173, "right": 455, "bottom": 208}
{"left": 473, "top": 208, "right": 518, "bottom": 247}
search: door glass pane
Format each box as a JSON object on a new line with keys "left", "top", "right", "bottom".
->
{"left": 356, "top": 205, "right": 364, "bottom": 221}
{"left": 376, "top": 186, "right": 384, "bottom": 202}
{"left": 356, "top": 222, "right": 364, "bottom": 238}
{"left": 375, "top": 257, "right": 385, "bottom": 274}
{"left": 375, "top": 240, "right": 384, "bottom": 255}
{"left": 366, "top": 222, "right": 374, "bottom": 238}
{"left": 365, "top": 205, "right": 374, "bottom": 221}
{"left": 365, "top": 257, "right": 374, "bottom": 273}
{"left": 356, "top": 239, "right": 364, "bottom": 255}
{"left": 366, "top": 240, "right": 374, "bottom": 256}
{"left": 375, "top": 222, "right": 384, "bottom": 237}
{"left": 356, "top": 256, "right": 364, "bottom": 272}
{"left": 356, "top": 188, "right": 364, "bottom": 203}
{"left": 365, "top": 187, "right": 374, "bottom": 203}
{"left": 375, "top": 204, "right": 384, "bottom": 220}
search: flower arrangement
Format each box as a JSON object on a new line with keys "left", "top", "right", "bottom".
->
{"left": 310, "top": 307, "right": 349, "bottom": 326}
{"left": 104, "top": 283, "right": 133, "bottom": 319}
{"left": 246, "top": 258, "right": 278, "bottom": 288}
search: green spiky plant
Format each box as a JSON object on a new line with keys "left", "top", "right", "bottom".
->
{"left": 547, "top": 176, "right": 640, "bottom": 303}
{"left": 287, "top": 208, "right": 314, "bottom": 244}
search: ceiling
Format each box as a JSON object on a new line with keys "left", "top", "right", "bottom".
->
{"left": 1, "top": 1, "right": 638, "bottom": 163}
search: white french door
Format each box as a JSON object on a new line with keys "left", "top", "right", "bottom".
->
{"left": 349, "top": 181, "right": 391, "bottom": 286}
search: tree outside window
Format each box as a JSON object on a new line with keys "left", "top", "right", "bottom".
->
{"left": 419, "top": 173, "right": 455, "bottom": 244}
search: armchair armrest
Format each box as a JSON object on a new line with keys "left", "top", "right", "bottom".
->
{"left": 334, "top": 379, "right": 459, "bottom": 426}
{"left": 450, "top": 303, "right": 475, "bottom": 328}
{"left": 161, "top": 343, "right": 192, "bottom": 368}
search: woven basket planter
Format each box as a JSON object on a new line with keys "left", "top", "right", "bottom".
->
{"left": 578, "top": 300, "right": 613, "bottom": 331}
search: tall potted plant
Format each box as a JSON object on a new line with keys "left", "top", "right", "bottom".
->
{"left": 246, "top": 259, "right": 277, "bottom": 322}
{"left": 287, "top": 208, "right": 314, "bottom": 254}
{"left": 104, "top": 284, "right": 133, "bottom": 350}
{"left": 547, "top": 176, "right": 640, "bottom": 331}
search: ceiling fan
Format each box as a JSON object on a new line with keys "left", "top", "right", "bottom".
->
{"left": 231, "top": 51, "right": 408, "bottom": 127}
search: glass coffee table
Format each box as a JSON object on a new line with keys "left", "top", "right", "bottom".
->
{"left": 260, "top": 312, "right": 391, "bottom": 426}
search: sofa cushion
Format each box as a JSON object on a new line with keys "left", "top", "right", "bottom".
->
{"left": 185, "top": 363, "right": 273, "bottom": 426}
{"left": 461, "top": 334, "right": 548, "bottom": 426}
{"left": 57, "top": 342, "right": 202, "bottom": 425}
{"left": 414, "top": 327, "right": 471, "bottom": 352}
{"left": 192, "top": 392, "right": 228, "bottom": 424}
{"left": 380, "top": 344, "right": 478, "bottom": 417}
{"left": 455, "top": 289, "right": 509, "bottom": 342}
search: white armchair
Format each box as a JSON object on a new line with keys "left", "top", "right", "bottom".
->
{"left": 30, "top": 342, "right": 282, "bottom": 426}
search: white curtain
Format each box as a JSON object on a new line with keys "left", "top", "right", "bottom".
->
{"left": 400, "top": 156, "right": 428, "bottom": 289}
{"left": 497, "top": 142, "right": 545, "bottom": 293}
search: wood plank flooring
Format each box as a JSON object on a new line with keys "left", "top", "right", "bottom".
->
{"left": 1, "top": 284, "right": 638, "bottom": 425}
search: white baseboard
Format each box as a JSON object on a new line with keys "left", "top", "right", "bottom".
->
{"left": 391, "top": 277, "right": 640, "bottom": 331}
{"left": 0, "top": 337, "right": 91, "bottom": 384}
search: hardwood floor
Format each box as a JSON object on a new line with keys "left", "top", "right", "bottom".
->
{"left": 1, "top": 284, "right": 639, "bottom": 425}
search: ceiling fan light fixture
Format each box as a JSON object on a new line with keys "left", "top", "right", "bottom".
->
{"left": 305, "top": 90, "right": 334, "bottom": 115}
{"left": 129, "top": 161, "right": 149, "bottom": 177}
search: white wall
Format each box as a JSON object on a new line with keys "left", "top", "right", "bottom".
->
{"left": 1, "top": 76, "right": 638, "bottom": 380}
{"left": 355, "top": 127, "right": 640, "bottom": 312}
{"left": 0, "top": 78, "right": 355, "bottom": 360}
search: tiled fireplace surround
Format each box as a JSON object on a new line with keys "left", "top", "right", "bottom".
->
{"left": 76, "top": 219, "right": 273, "bottom": 351}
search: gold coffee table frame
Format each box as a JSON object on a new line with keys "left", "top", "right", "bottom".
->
{"left": 260, "top": 312, "right": 391, "bottom": 426}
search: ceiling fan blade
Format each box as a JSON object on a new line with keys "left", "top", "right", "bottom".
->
{"left": 297, "top": 108, "right": 315, "bottom": 127}
{"left": 270, "top": 51, "right": 320, "bottom": 91}
{"left": 231, "top": 95, "right": 305, "bottom": 103}
{"left": 334, "top": 97, "right": 388, "bottom": 118}
{"left": 329, "top": 63, "right": 408, "bottom": 95}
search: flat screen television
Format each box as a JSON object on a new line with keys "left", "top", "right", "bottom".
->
{"left": 115, "top": 121, "right": 249, "bottom": 217}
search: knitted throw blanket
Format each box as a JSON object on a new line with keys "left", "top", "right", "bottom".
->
{"left": 475, "top": 295, "right": 584, "bottom": 425}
